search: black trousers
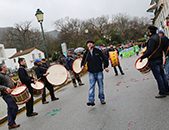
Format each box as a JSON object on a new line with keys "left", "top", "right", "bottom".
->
{"left": 42, "top": 81, "right": 55, "bottom": 102}
{"left": 26, "top": 85, "right": 34, "bottom": 116}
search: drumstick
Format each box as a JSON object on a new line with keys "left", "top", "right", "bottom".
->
{"left": 3, "top": 90, "right": 9, "bottom": 94}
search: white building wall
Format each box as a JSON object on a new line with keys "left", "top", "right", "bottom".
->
{"left": 4, "top": 48, "right": 17, "bottom": 70}
{"left": 11, "top": 49, "right": 45, "bottom": 69}
{"left": 0, "top": 44, "right": 6, "bottom": 64}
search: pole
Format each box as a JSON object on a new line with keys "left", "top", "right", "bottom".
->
{"left": 40, "top": 22, "right": 50, "bottom": 65}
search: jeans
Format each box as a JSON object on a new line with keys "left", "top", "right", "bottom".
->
{"left": 149, "top": 60, "right": 169, "bottom": 95}
{"left": 3, "top": 94, "right": 18, "bottom": 126}
{"left": 165, "top": 56, "right": 169, "bottom": 79}
{"left": 88, "top": 72, "right": 105, "bottom": 102}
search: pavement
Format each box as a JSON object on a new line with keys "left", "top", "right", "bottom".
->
{"left": 1, "top": 54, "right": 169, "bottom": 130}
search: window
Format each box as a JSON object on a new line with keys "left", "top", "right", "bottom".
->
{"left": 32, "top": 54, "right": 35, "bottom": 60}
{"left": 13, "top": 59, "right": 16, "bottom": 63}
{"left": 39, "top": 53, "right": 42, "bottom": 59}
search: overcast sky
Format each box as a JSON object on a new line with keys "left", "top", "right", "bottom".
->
{"left": 0, "top": 0, "right": 151, "bottom": 32}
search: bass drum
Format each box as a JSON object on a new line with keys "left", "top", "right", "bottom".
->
{"left": 72, "top": 58, "right": 82, "bottom": 74}
{"left": 109, "top": 51, "right": 120, "bottom": 67}
{"left": 140, "top": 47, "right": 166, "bottom": 66}
{"left": 46, "top": 64, "right": 68, "bottom": 86}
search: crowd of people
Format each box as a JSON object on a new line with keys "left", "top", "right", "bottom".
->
{"left": 1, "top": 25, "right": 169, "bottom": 129}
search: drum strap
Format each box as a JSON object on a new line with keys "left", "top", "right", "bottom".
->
{"left": 148, "top": 37, "right": 161, "bottom": 59}
{"left": 84, "top": 50, "right": 90, "bottom": 65}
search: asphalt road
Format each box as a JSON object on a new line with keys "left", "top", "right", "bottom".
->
{"left": 1, "top": 55, "right": 169, "bottom": 130}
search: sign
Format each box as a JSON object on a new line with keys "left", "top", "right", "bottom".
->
{"left": 61, "top": 43, "right": 67, "bottom": 55}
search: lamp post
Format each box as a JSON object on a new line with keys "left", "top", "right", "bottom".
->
{"left": 85, "top": 27, "right": 89, "bottom": 40}
{"left": 103, "top": 34, "right": 106, "bottom": 47}
{"left": 35, "top": 9, "right": 50, "bottom": 65}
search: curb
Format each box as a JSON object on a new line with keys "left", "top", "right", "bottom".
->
{"left": 0, "top": 72, "right": 88, "bottom": 125}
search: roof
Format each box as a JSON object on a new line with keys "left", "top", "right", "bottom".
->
{"left": 9, "top": 47, "right": 43, "bottom": 59}
{"left": 147, "top": 4, "right": 157, "bottom": 12}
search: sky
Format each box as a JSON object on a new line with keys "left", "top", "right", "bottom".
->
{"left": 0, "top": 0, "right": 152, "bottom": 32}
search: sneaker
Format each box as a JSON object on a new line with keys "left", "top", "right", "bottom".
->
{"left": 115, "top": 74, "right": 118, "bottom": 76}
{"left": 87, "top": 101, "right": 95, "bottom": 106}
{"left": 101, "top": 101, "right": 106, "bottom": 104}
{"left": 155, "top": 94, "right": 166, "bottom": 98}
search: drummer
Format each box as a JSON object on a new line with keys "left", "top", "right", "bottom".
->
{"left": 0, "top": 63, "right": 21, "bottom": 129}
{"left": 34, "top": 59, "right": 59, "bottom": 104}
{"left": 65, "top": 51, "right": 84, "bottom": 87}
{"left": 18, "top": 58, "right": 38, "bottom": 117}
{"left": 107, "top": 43, "right": 125, "bottom": 76}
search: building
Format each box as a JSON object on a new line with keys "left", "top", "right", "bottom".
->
{"left": 9, "top": 47, "right": 45, "bottom": 69}
{"left": 0, "top": 44, "right": 6, "bottom": 64}
{"left": 0, "top": 44, "right": 17, "bottom": 71}
{"left": 147, "top": 0, "right": 169, "bottom": 37}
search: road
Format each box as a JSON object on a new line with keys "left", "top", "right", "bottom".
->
{"left": 1, "top": 54, "right": 169, "bottom": 130}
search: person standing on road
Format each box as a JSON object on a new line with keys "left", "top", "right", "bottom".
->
{"left": 140, "top": 26, "right": 169, "bottom": 98}
{"left": 34, "top": 59, "right": 59, "bottom": 104}
{"left": 18, "top": 58, "right": 38, "bottom": 117}
{"left": 81, "top": 40, "right": 109, "bottom": 106}
{"left": 65, "top": 51, "right": 84, "bottom": 87}
{"left": 0, "top": 64, "right": 21, "bottom": 129}
{"left": 107, "top": 43, "right": 124, "bottom": 76}
{"left": 158, "top": 30, "right": 169, "bottom": 79}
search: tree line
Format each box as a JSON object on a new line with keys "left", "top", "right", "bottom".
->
{"left": 0, "top": 13, "right": 151, "bottom": 59}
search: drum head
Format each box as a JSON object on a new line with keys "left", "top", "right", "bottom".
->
{"left": 72, "top": 58, "right": 82, "bottom": 74}
{"left": 46, "top": 64, "right": 68, "bottom": 86}
{"left": 11, "top": 85, "right": 26, "bottom": 96}
{"left": 135, "top": 58, "right": 148, "bottom": 70}
{"left": 31, "top": 81, "right": 44, "bottom": 90}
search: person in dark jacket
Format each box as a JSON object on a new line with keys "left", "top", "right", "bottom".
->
{"left": 81, "top": 40, "right": 109, "bottom": 106}
{"left": 18, "top": 58, "right": 38, "bottom": 117}
{"left": 65, "top": 51, "right": 84, "bottom": 87}
{"left": 41, "top": 58, "right": 48, "bottom": 68}
{"left": 158, "top": 30, "right": 169, "bottom": 79}
{"left": 107, "top": 43, "right": 124, "bottom": 76}
{"left": 140, "top": 26, "right": 169, "bottom": 98}
{"left": 0, "top": 64, "right": 21, "bottom": 129}
{"left": 34, "top": 59, "right": 59, "bottom": 104}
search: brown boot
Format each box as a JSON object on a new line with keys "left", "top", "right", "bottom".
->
{"left": 73, "top": 83, "right": 77, "bottom": 87}
{"left": 79, "top": 82, "right": 84, "bottom": 86}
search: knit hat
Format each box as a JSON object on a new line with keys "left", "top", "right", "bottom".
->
{"left": 157, "top": 30, "right": 164, "bottom": 34}
{"left": 34, "top": 59, "right": 41, "bottom": 64}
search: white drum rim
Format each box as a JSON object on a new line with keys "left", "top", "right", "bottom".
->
{"left": 46, "top": 63, "right": 68, "bottom": 86}
{"left": 11, "top": 85, "right": 27, "bottom": 96}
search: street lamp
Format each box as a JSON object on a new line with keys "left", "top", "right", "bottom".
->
{"left": 103, "top": 34, "right": 106, "bottom": 47}
{"left": 85, "top": 27, "right": 89, "bottom": 40}
{"left": 35, "top": 9, "right": 50, "bottom": 65}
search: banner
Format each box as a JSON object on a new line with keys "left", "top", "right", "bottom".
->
{"left": 121, "top": 47, "right": 135, "bottom": 58}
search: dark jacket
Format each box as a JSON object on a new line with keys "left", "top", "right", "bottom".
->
{"left": 81, "top": 48, "right": 109, "bottom": 73}
{"left": 34, "top": 66, "right": 47, "bottom": 84}
{"left": 161, "top": 35, "right": 169, "bottom": 56}
{"left": 141, "top": 34, "right": 163, "bottom": 61}
{"left": 18, "top": 67, "right": 34, "bottom": 88}
{"left": 65, "top": 56, "right": 75, "bottom": 71}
